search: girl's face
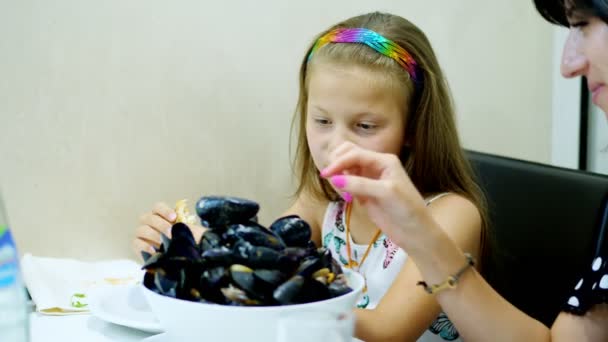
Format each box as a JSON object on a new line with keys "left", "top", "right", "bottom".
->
{"left": 562, "top": 13, "right": 608, "bottom": 114}
{"left": 305, "top": 62, "right": 407, "bottom": 172}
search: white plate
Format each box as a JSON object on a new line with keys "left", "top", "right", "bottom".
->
{"left": 89, "top": 284, "right": 163, "bottom": 334}
{"left": 142, "top": 332, "right": 168, "bottom": 341}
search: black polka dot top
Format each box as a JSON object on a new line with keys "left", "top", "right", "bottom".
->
{"left": 562, "top": 208, "right": 608, "bottom": 315}
{"left": 562, "top": 254, "right": 608, "bottom": 315}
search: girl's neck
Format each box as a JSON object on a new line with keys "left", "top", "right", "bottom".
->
{"left": 346, "top": 199, "right": 380, "bottom": 245}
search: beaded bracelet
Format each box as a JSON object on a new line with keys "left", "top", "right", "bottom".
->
{"left": 417, "top": 253, "right": 475, "bottom": 294}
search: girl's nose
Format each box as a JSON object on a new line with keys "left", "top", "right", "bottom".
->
{"left": 328, "top": 127, "right": 352, "bottom": 152}
{"left": 560, "top": 30, "right": 588, "bottom": 78}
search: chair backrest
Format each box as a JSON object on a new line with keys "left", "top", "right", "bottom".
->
{"left": 467, "top": 150, "right": 608, "bottom": 326}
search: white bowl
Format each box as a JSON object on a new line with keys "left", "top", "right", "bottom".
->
{"left": 141, "top": 268, "right": 364, "bottom": 341}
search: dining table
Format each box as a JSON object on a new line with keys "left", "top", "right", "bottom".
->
{"left": 29, "top": 309, "right": 157, "bottom": 342}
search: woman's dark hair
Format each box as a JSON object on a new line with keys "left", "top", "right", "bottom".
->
{"left": 534, "top": 0, "right": 608, "bottom": 26}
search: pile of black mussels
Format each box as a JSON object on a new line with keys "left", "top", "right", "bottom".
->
{"left": 141, "top": 196, "right": 352, "bottom": 306}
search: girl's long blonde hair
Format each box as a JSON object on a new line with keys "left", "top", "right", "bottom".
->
{"left": 291, "top": 12, "right": 490, "bottom": 267}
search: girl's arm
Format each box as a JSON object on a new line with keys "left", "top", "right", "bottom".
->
{"left": 321, "top": 144, "right": 606, "bottom": 342}
{"left": 413, "top": 224, "right": 608, "bottom": 342}
{"left": 354, "top": 194, "right": 484, "bottom": 342}
{"left": 408, "top": 212, "right": 551, "bottom": 342}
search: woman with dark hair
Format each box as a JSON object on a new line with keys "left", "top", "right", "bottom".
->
{"left": 319, "top": 0, "right": 608, "bottom": 341}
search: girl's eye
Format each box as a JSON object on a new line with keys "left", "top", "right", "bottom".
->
{"left": 314, "top": 118, "right": 331, "bottom": 125}
{"left": 357, "top": 122, "right": 377, "bottom": 130}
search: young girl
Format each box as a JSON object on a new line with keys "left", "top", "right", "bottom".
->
{"left": 134, "top": 12, "right": 488, "bottom": 342}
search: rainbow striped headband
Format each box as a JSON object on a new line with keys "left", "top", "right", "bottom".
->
{"left": 307, "top": 28, "right": 421, "bottom": 84}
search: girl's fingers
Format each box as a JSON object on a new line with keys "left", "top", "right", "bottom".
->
{"left": 322, "top": 147, "right": 391, "bottom": 178}
{"left": 139, "top": 213, "right": 173, "bottom": 235}
{"left": 152, "top": 202, "right": 177, "bottom": 223}
{"left": 328, "top": 141, "right": 358, "bottom": 162}
{"left": 135, "top": 225, "right": 163, "bottom": 244}
{"left": 329, "top": 174, "right": 390, "bottom": 200}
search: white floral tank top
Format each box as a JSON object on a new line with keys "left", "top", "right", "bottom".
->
{"left": 321, "top": 193, "right": 463, "bottom": 342}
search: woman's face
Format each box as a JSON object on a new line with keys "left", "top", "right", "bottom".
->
{"left": 561, "top": 12, "right": 608, "bottom": 115}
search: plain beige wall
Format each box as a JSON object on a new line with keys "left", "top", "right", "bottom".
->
{"left": 0, "top": 0, "right": 553, "bottom": 260}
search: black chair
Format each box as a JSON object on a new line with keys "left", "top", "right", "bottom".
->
{"left": 467, "top": 150, "right": 608, "bottom": 326}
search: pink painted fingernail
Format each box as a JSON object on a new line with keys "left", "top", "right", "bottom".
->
{"left": 168, "top": 213, "right": 177, "bottom": 222}
{"left": 330, "top": 175, "right": 347, "bottom": 189}
{"left": 342, "top": 192, "right": 353, "bottom": 203}
{"left": 320, "top": 168, "right": 329, "bottom": 177}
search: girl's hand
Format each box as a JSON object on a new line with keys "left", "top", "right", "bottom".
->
{"left": 321, "top": 142, "right": 429, "bottom": 248}
{"left": 132, "top": 202, "right": 206, "bottom": 260}
{"left": 133, "top": 202, "right": 177, "bottom": 256}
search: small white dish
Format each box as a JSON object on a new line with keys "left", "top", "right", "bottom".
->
{"left": 89, "top": 284, "right": 163, "bottom": 334}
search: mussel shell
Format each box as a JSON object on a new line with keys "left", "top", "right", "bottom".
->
{"left": 201, "top": 247, "right": 234, "bottom": 266}
{"left": 231, "top": 265, "right": 283, "bottom": 304}
{"left": 154, "top": 271, "right": 177, "bottom": 298}
{"left": 330, "top": 256, "right": 344, "bottom": 275}
{"left": 328, "top": 274, "right": 352, "bottom": 297}
{"left": 171, "top": 222, "right": 196, "bottom": 245}
{"left": 282, "top": 247, "right": 314, "bottom": 265}
{"left": 233, "top": 240, "right": 290, "bottom": 270}
{"left": 141, "top": 251, "right": 164, "bottom": 269}
{"left": 221, "top": 284, "right": 261, "bottom": 306}
{"left": 159, "top": 233, "right": 171, "bottom": 253}
{"left": 226, "top": 223, "right": 285, "bottom": 251}
{"left": 318, "top": 247, "right": 343, "bottom": 275}
{"left": 229, "top": 264, "right": 256, "bottom": 294}
{"left": 199, "top": 230, "right": 222, "bottom": 252}
{"left": 165, "top": 223, "right": 200, "bottom": 260}
{"left": 201, "top": 266, "right": 229, "bottom": 288}
{"left": 297, "top": 278, "right": 331, "bottom": 303}
{"left": 294, "top": 256, "right": 323, "bottom": 278}
{"left": 199, "top": 266, "right": 230, "bottom": 303}
{"left": 143, "top": 270, "right": 155, "bottom": 290}
{"left": 140, "top": 251, "right": 153, "bottom": 263}
{"left": 253, "top": 269, "right": 286, "bottom": 288}
{"left": 273, "top": 275, "right": 305, "bottom": 305}
{"left": 196, "top": 196, "right": 259, "bottom": 229}
{"left": 269, "top": 215, "right": 311, "bottom": 247}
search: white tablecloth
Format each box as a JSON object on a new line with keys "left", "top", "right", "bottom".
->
{"left": 29, "top": 313, "right": 363, "bottom": 342}
{"left": 30, "top": 313, "right": 156, "bottom": 342}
